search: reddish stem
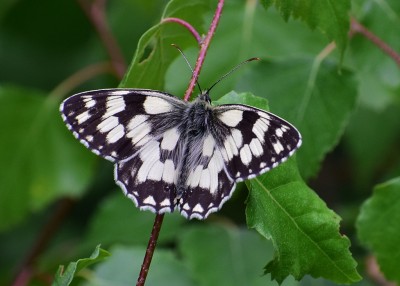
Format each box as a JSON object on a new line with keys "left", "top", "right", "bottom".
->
{"left": 350, "top": 17, "right": 400, "bottom": 67}
{"left": 136, "top": 1, "right": 225, "bottom": 285}
{"left": 162, "top": 17, "right": 203, "bottom": 45}
{"left": 77, "top": 0, "right": 127, "bottom": 79}
{"left": 183, "top": 0, "right": 224, "bottom": 101}
{"left": 136, "top": 214, "right": 165, "bottom": 286}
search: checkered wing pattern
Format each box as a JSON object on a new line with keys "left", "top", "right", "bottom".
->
{"left": 60, "top": 88, "right": 301, "bottom": 219}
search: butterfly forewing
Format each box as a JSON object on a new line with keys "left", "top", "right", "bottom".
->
{"left": 213, "top": 104, "right": 302, "bottom": 181}
{"left": 60, "top": 89, "right": 186, "bottom": 162}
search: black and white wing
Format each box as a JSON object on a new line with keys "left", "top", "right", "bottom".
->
{"left": 213, "top": 104, "right": 302, "bottom": 181}
{"left": 60, "top": 88, "right": 187, "bottom": 213}
{"left": 176, "top": 104, "right": 301, "bottom": 220}
{"left": 176, "top": 131, "right": 237, "bottom": 220}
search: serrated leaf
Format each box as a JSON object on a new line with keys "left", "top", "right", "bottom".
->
{"left": 356, "top": 177, "right": 400, "bottom": 283}
{"left": 82, "top": 245, "right": 194, "bottom": 286}
{"left": 53, "top": 245, "right": 110, "bottom": 286}
{"left": 0, "top": 86, "right": 97, "bottom": 230}
{"left": 120, "top": 0, "right": 215, "bottom": 90}
{"left": 179, "top": 225, "right": 298, "bottom": 286}
{"left": 260, "top": 0, "right": 350, "bottom": 57}
{"left": 239, "top": 59, "right": 358, "bottom": 179}
{"left": 165, "top": 2, "right": 328, "bottom": 99}
{"left": 214, "top": 90, "right": 270, "bottom": 108}
{"left": 246, "top": 157, "right": 361, "bottom": 284}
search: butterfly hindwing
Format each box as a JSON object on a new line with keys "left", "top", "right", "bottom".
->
{"left": 177, "top": 134, "right": 236, "bottom": 219}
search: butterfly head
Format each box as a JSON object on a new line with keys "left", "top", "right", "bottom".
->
{"left": 198, "top": 90, "right": 212, "bottom": 104}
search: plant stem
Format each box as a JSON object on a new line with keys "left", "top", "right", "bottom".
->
{"left": 77, "top": 0, "right": 127, "bottom": 78}
{"left": 49, "top": 62, "right": 114, "bottom": 100}
{"left": 162, "top": 17, "right": 203, "bottom": 45}
{"left": 136, "top": 1, "right": 225, "bottom": 285}
{"left": 183, "top": 0, "right": 225, "bottom": 101}
{"left": 136, "top": 214, "right": 165, "bottom": 286}
{"left": 350, "top": 18, "right": 400, "bottom": 67}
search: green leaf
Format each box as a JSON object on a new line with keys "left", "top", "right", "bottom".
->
{"left": 82, "top": 245, "right": 194, "bottom": 286}
{"left": 0, "top": 86, "right": 97, "bottom": 230}
{"left": 214, "top": 90, "right": 270, "bottom": 108}
{"left": 120, "top": 0, "right": 215, "bottom": 90}
{"left": 246, "top": 157, "right": 361, "bottom": 284}
{"left": 357, "top": 177, "right": 400, "bottom": 283}
{"left": 179, "top": 225, "right": 298, "bottom": 286}
{"left": 239, "top": 59, "right": 358, "bottom": 179}
{"left": 260, "top": 0, "right": 350, "bottom": 57}
{"left": 348, "top": 0, "right": 400, "bottom": 111}
{"left": 82, "top": 193, "right": 184, "bottom": 250}
{"left": 53, "top": 245, "right": 110, "bottom": 286}
{"left": 165, "top": 2, "right": 328, "bottom": 99}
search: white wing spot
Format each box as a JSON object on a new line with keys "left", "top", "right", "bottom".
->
{"left": 202, "top": 134, "right": 215, "bottom": 157}
{"left": 240, "top": 144, "right": 252, "bottom": 165}
{"left": 110, "top": 90, "right": 131, "bottom": 96}
{"left": 161, "top": 128, "right": 180, "bottom": 151}
{"left": 199, "top": 169, "right": 211, "bottom": 189}
{"left": 252, "top": 118, "right": 269, "bottom": 143}
{"left": 98, "top": 116, "right": 119, "bottom": 133}
{"left": 223, "top": 135, "right": 238, "bottom": 160}
{"left": 187, "top": 165, "right": 203, "bottom": 187}
{"left": 128, "top": 115, "right": 148, "bottom": 130}
{"left": 231, "top": 129, "right": 243, "bottom": 148}
{"left": 260, "top": 162, "right": 267, "bottom": 168}
{"left": 249, "top": 138, "right": 264, "bottom": 157}
{"left": 218, "top": 109, "right": 243, "bottom": 127}
{"left": 273, "top": 141, "right": 284, "bottom": 154}
{"left": 276, "top": 128, "right": 283, "bottom": 137}
{"left": 143, "top": 96, "right": 173, "bottom": 114}
{"left": 86, "top": 135, "right": 93, "bottom": 142}
{"left": 160, "top": 199, "right": 171, "bottom": 207}
{"left": 84, "top": 98, "right": 96, "bottom": 109}
{"left": 127, "top": 121, "right": 151, "bottom": 145}
{"left": 148, "top": 160, "right": 164, "bottom": 181}
{"left": 257, "top": 111, "right": 271, "bottom": 120}
{"left": 103, "top": 96, "right": 125, "bottom": 118}
{"left": 106, "top": 124, "right": 125, "bottom": 144}
{"left": 137, "top": 141, "right": 160, "bottom": 182}
{"left": 162, "top": 159, "right": 175, "bottom": 184}
{"left": 143, "top": 196, "right": 156, "bottom": 206}
{"left": 193, "top": 204, "right": 204, "bottom": 213}
{"left": 76, "top": 110, "right": 91, "bottom": 124}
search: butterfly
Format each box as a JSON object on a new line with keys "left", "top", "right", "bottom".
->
{"left": 60, "top": 87, "right": 301, "bottom": 219}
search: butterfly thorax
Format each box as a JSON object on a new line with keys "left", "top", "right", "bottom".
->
{"left": 174, "top": 96, "right": 215, "bottom": 196}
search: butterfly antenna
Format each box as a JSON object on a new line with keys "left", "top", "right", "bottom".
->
{"left": 171, "top": 44, "right": 203, "bottom": 93}
{"left": 207, "top": 57, "right": 260, "bottom": 93}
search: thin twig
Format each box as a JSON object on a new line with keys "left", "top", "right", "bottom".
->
{"left": 183, "top": 0, "right": 225, "bottom": 101}
{"left": 135, "top": 1, "right": 225, "bottom": 285}
{"left": 49, "top": 62, "right": 114, "bottom": 100}
{"left": 77, "top": 0, "right": 127, "bottom": 79}
{"left": 350, "top": 17, "right": 400, "bottom": 67}
{"left": 136, "top": 214, "right": 165, "bottom": 286}
{"left": 162, "top": 17, "right": 203, "bottom": 45}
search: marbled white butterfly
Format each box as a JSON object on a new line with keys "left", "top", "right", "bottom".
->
{"left": 60, "top": 83, "right": 301, "bottom": 219}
